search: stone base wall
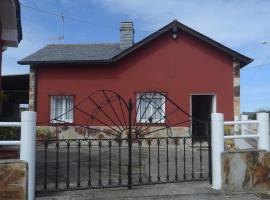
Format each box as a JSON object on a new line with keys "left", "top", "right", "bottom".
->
{"left": 37, "top": 125, "right": 190, "bottom": 140}
{"left": 0, "top": 160, "right": 28, "bottom": 200}
{"left": 222, "top": 150, "right": 270, "bottom": 194}
{"left": 233, "top": 61, "right": 240, "bottom": 117}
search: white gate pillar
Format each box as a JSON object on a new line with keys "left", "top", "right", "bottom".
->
{"left": 241, "top": 114, "right": 248, "bottom": 135}
{"left": 257, "top": 112, "right": 269, "bottom": 151}
{"left": 234, "top": 116, "right": 240, "bottom": 133}
{"left": 211, "top": 113, "right": 224, "bottom": 190}
{"left": 20, "top": 111, "right": 37, "bottom": 200}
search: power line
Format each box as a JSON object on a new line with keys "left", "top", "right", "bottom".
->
{"left": 64, "top": 16, "right": 117, "bottom": 30}
{"left": 241, "top": 64, "right": 266, "bottom": 87}
{"left": 244, "top": 98, "right": 270, "bottom": 102}
{"left": 20, "top": 3, "right": 164, "bottom": 33}
{"left": 242, "top": 62, "right": 270, "bottom": 70}
{"left": 241, "top": 54, "right": 270, "bottom": 87}
{"left": 21, "top": 3, "right": 65, "bottom": 40}
{"left": 20, "top": 3, "right": 62, "bottom": 17}
{"left": 20, "top": 3, "right": 119, "bottom": 31}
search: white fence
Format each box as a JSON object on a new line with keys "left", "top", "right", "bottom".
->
{"left": 0, "top": 111, "right": 37, "bottom": 200}
{"left": 211, "top": 112, "right": 269, "bottom": 190}
{"left": 1, "top": 111, "right": 268, "bottom": 196}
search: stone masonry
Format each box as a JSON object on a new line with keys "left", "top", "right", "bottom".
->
{"left": 120, "top": 21, "right": 134, "bottom": 50}
{"left": 37, "top": 125, "right": 190, "bottom": 140}
{"left": 29, "top": 66, "right": 36, "bottom": 111}
{"left": 0, "top": 160, "right": 28, "bottom": 200}
{"left": 222, "top": 150, "right": 270, "bottom": 194}
{"left": 233, "top": 60, "right": 240, "bottom": 118}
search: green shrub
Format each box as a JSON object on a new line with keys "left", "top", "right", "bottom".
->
{"left": 36, "top": 127, "right": 53, "bottom": 139}
{"left": 224, "top": 126, "right": 233, "bottom": 135}
{"left": 0, "top": 127, "right": 20, "bottom": 140}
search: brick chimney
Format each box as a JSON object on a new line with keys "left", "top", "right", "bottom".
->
{"left": 120, "top": 21, "right": 134, "bottom": 50}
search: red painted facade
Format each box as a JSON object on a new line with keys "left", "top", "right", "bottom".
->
{"left": 36, "top": 31, "right": 234, "bottom": 125}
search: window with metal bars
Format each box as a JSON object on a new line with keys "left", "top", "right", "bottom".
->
{"left": 50, "top": 96, "right": 73, "bottom": 123}
{"left": 136, "top": 93, "right": 165, "bottom": 123}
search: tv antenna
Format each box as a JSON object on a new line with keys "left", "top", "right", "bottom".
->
{"left": 49, "top": 13, "right": 65, "bottom": 41}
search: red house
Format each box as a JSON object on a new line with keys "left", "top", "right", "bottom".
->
{"left": 19, "top": 20, "right": 252, "bottom": 139}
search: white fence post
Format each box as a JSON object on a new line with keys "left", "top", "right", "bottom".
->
{"left": 211, "top": 113, "right": 224, "bottom": 190}
{"left": 234, "top": 116, "right": 240, "bottom": 133}
{"left": 241, "top": 115, "right": 248, "bottom": 135}
{"left": 257, "top": 112, "right": 270, "bottom": 151}
{"left": 20, "top": 111, "right": 37, "bottom": 200}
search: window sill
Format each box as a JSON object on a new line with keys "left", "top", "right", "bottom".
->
{"left": 135, "top": 122, "right": 166, "bottom": 126}
{"left": 50, "top": 121, "right": 73, "bottom": 125}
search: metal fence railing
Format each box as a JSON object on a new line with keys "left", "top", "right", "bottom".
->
{"left": 35, "top": 136, "right": 210, "bottom": 193}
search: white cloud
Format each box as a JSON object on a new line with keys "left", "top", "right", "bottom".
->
{"left": 94, "top": 0, "right": 270, "bottom": 49}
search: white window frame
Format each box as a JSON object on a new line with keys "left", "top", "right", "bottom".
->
{"left": 136, "top": 93, "right": 166, "bottom": 123}
{"left": 50, "top": 96, "right": 73, "bottom": 123}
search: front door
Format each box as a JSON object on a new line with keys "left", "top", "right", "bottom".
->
{"left": 191, "top": 95, "right": 214, "bottom": 139}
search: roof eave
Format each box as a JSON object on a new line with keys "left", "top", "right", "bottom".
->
{"left": 15, "top": 0, "right": 22, "bottom": 43}
{"left": 113, "top": 20, "right": 253, "bottom": 68}
{"left": 18, "top": 20, "right": 253, "bottom": 67}
{"left": 239, "top": 58, "right": 254, "bottom": 68}
{"left": 18, "top": 59, "right": 114, "bottom": 65}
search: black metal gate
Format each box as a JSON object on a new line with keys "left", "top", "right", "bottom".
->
{"left": 36, "top": 90, "right": 211, "bottom": 193}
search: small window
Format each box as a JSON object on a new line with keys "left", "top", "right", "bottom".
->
{"left": 136, "top": 93, "right": 165, "bottom": 123}
{"left": 50, "top": 96, "right": 73, "bottom": 123}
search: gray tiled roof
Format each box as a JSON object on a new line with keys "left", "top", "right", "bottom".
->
{"left": 19, "top": 43, "right": 122, "bottom": 64}
{"left": 19, "top": 20, "right": 253, "bottom": 67}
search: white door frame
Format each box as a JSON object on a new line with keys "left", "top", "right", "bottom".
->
{"left": 190, "top": 93, "right": 217, "bottom": 116}
{"left": 190, "top": 93, "right": 217, "bottom": 137}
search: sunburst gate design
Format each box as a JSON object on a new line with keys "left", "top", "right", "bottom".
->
{"left": 41, "top": 89, "right": 209, "bottom": 140}
{"left": 36, "top": 90, "right": 212, "bottom": 192}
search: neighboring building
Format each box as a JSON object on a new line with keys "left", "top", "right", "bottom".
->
{"left": 19, "top": 20, "right": 252, "bottom": 138}
{"left": 0, "top": 0, "right": 22, "bottom": 86}
{"left": 0, "top": 0, "right": 23, "bottom": 121}
{"left": 0, "top": 1, "right": 23, "bottom": 159}
{"left": 1, "top": 74, "right": 29, "bottom": 121}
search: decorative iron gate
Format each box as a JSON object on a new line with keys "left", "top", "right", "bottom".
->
{"left": 36, "top": 90, "right": 211, "bottom": 193}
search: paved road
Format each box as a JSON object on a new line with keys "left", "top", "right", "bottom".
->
{"left": 36, "top": 181, "right": 265, "bottom": 200}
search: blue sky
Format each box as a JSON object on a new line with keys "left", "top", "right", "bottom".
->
{"left": 3, "top": 0, "right": 270, "bottom": 112}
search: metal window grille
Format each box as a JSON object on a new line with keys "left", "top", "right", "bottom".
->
{"left": 50, "top": 96, "right": 73, "bottom": 123}
{"left": 136, "top": 93, "right": 165, "bottom": 123}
